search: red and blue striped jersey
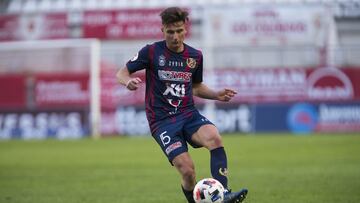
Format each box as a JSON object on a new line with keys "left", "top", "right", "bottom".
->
{"left": 126, "top": 40, "right": 203, "bottom": 126}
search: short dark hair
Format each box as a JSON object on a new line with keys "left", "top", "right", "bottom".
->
{"left": 160, "top": 7, "right": 189, "bottom": 25}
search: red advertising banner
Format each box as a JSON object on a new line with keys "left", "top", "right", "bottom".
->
{"left": 210, "top": 68, "right": 307, "bottom": 103}
{"left": 306, "top": 67, "right": 358, "bottom": 101}
{"left": 34, "top": 73, "right": 90, "bottom": 107}
{"left": 0, "top": 13, "right": 69, "bottom": 41}
{"left": 0, "top": 14, "right": 18, "bottom": 41}
{"left": 0, "top": 74, "right": 27, "bottom": 108}
{"left": 211, "top": 67, "right": 360, "bottom": 103}
{"left": 101, "top": 68, "right": 145, "bottom": 108}
{"left": 102, "top": 67, "right": 360, "bottom": 108}
{"left": 83, "top": 9, "right": 191, "bottom": 39}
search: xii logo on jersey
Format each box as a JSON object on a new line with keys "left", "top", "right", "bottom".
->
{"left": 186, "top": 58, "right": 197, "bottom": 69}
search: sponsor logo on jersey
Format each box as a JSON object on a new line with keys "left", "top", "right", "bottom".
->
{"left": 165, "top": 141, "right": 182, "bottom": 155}
{"left": 158, "top": 70, "right": 192, "bottom": 82}
{"left": 159, "top": 55, "right": 166, "bottom": 66}
{"left": 186, "top": 58, "right": 197, "bottom": 69}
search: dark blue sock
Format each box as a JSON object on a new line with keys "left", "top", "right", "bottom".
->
{"left": 181, "top": 185, "right": 195, "bottom": 203}
{"left": 210, "top": 147, "right": 228, "bottom": 189}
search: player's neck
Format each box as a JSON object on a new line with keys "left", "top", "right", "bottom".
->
{"left": 166, "top": 43, "right": 184, "bottom": 53}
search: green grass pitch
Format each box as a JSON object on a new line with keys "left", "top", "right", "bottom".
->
{"left": 1, "top": 134, "right": 360, "bottom": 203}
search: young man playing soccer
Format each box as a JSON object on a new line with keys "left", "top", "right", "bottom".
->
{"left": 116, "top": 7, "right": 248, "bottom": 203}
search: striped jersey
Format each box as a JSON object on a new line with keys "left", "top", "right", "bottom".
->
{"left": 126, "top": 40, "right": 203, "bottom": 127}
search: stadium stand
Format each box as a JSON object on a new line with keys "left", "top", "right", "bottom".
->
{"left": 2, "top": 0, "right": 360, "bottom": 17}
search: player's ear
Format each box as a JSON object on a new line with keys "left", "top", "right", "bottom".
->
{"left": 161, "top": 26, "right": 164, "bottom": 33}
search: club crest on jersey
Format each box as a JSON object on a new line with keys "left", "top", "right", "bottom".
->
{"left": 186, "top": 58, "right": 197, "bottom": 69}
{"left": 159, "top": 55, "right": 166, "bottom": 67}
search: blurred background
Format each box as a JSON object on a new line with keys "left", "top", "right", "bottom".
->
{"left": 0, "top": 0, "right": 359, "bottom": 139}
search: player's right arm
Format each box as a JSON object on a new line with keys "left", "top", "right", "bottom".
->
{"left": 116, "top": 67, "right": 142, "bottom": 91}
{"left": 116, "top": 44, "right": 150, "bottom": 91}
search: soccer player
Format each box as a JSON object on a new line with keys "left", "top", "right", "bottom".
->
{"left": 116, "top": 7, "right": 248, "bottom": 203}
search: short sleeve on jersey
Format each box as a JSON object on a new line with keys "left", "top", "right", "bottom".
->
{"left": 126, "top": 45, "right": 150, "bottom": 74}
{"left": 192, "top": 53, "right": 203, "bottom": 83}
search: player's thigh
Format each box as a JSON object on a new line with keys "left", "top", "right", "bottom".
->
{"left": 152, "top": 123, "right": 188, "bottom": 163}
{"left": 191, "top": 124, "right": 223, "bottom": 150}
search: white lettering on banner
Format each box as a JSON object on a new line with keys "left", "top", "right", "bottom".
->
{"left": 212, "top": 69, "right": 306, "bottom": 88}
{"left": 115, "top": 12, "right": 160, "bottom": 23}
{"left": 84, "top": 13, "right": 112, "bottom": 25}
{"left": 308, "top": 68, "right": 354, "bottom": 100}
{"left": 203, "top": 6, "right": 330, "bottom": 46}
{"left": 126, "top": 25, "right": 160, "bottom": 36}
{"left": 107, "top": 24, "right": 123, "bottom": 38}
{"left": 319, "top": 105, "right": 360, "bottom": 123}
{"left": 211, "top": 69, "right": 307, "bottom": 100}
{"left": 0, "top": 114, "right": 16, "bottom": 139}
{"left": 111, "top": 105, "right": 251, "bottom": 136}
{"left": 114, "top": 107, "right": 150, "bottom": 135}
{"left": 0, "top": 112, "right": 85, "bottom": 139}
{"left": 238, "top": 69, "right": 306, "bottom": 87}
{"left": 36, "top": 81, "right": 89, "bottom": 103}
{"left": 201, "top": 105, "right": 252, "bottom": 133}
{"left": 233, "top": 21, "right": 306, "bottom": 34}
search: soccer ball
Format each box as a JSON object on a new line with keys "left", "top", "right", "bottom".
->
{"left": 193, "top": 178, "right": 225, "bottom": 203}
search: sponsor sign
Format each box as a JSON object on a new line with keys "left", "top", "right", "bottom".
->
{"left": 203, "top": 5, "right": 331, "bottom": 46}
{"left": 100, "top": 104, "right": 252, "bottom": 136}
{"left": 0, "top": 14, "right": 18, "bottom": 41}
{"left": 254, "top": 102, "right": 360, "bottom": 133}
{"left": 209, "top": 68, "right": 307, "bottom": 103}
{"left": 0, "top": 13, "right": 69, "bottom": 41}
{"left": 83, "top": 9, "right": 191, "bottom": 39}
{"left": 107, "top": 66, "right": 360, "bottom": 107}
{"left": 287, "top": 103, "right": 318, "bottom": 133}
{"left": 34, "top": 73, "right": 90, "bottom": 107}
{"left": 210, "top": 67, "right": 360, "bottom": 103}
{"left": 316, "top": 103, "right": 360, "bottom": 132}
{"left": 0, "top": 74, "right": 27, "bottom": 109}
{"left": 0, "top": 110, "right": 89, "bottom": 139}
{"left": 307, "top": 68, "right": 354, "bottom": 100}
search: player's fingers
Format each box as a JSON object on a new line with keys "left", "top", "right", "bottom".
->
{"left": 133, "top": 77, "right": 142, "bottom": 84}
{"left": 225, "top": 91, "right": 236, "bottom": 97}
{"left": 223, "top": 95, "right": 231, "bottom": 101}
{"left": 225, "top": 88, "right": 237, "bottom": 94}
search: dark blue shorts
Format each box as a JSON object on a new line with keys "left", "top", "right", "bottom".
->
{"left": 151, "top": 110, "right": 214, "bottom": 163}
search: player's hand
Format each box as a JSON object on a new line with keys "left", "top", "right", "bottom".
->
{"left": 217, "top": 88, "right": 237, "bottom": 102}
{"left": 126, "top": 77, "right": 142, "bottom": 91}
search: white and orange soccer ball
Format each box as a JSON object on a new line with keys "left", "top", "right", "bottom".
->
{"left": 193, "top": 178, "right": 225, "bottom": 203}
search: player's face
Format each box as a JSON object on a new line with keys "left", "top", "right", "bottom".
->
{"left": 162, "top": 21, "right": 187, "bottom": 53}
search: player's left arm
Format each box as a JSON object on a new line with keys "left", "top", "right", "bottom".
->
{"left": 192, "top": 83, "right": 237, "bottom": 102}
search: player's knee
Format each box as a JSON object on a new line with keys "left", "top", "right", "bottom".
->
{"left": 205, "top": 134, "right": 223, "bottom": 150}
